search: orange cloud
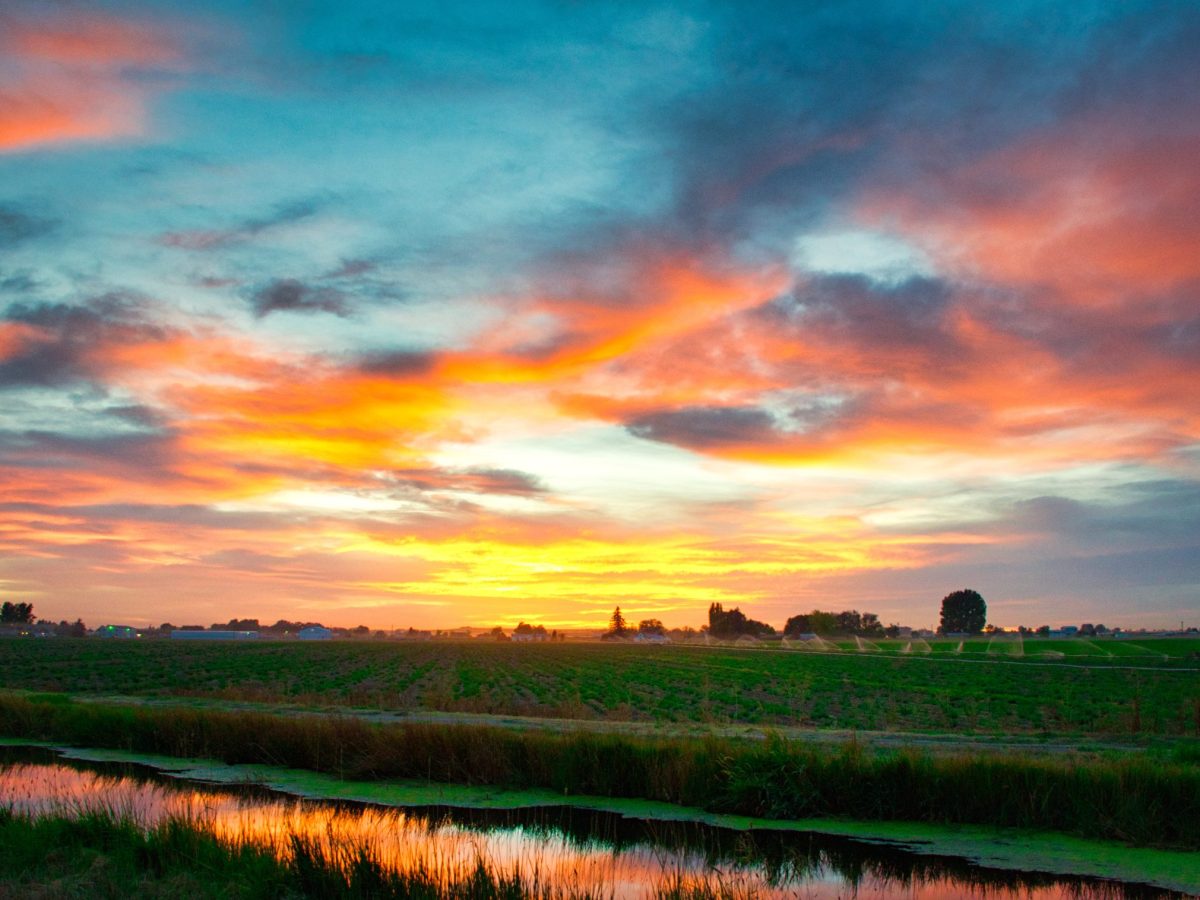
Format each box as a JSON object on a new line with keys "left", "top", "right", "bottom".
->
{"left": 0, "top": 13, "right": 188, "bottom": 152}
{"left": 445, "top": 256, "right": 788, "bottom": 384}
{"left": 859, "top": 117, "right": 1200, "bottom": 305}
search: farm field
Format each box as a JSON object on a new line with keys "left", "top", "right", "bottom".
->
{"left": 1, "top": 637, "right": 1197, "bottom": 736}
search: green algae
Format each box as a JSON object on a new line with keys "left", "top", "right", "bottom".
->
{"left": 3, "top": 738, "right": 1195, "bottom": 894}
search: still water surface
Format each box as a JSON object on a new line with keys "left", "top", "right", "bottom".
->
{"left": 0, "top": 749, "right": 1181, "bottom": 899}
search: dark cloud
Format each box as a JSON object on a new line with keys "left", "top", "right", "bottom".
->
{"left": 1006, "top": 481, "right": 1200, "bottom": 549}
{"left": 0, "top": 294, "right": 166, "bottom": 388}
{"left": 623, "top": 390, "right": 984, "bottom": 454}
{"left": 0, "top": 501, "right": 284, "bottom": 532}
{"left": 104, "top": 404, "right": 168, "bottom": 428}
{"left": 767, "top": 274, "right": 958, "bottom": 361}
{"left": 0, "top": 206, "right": 55, "bottom": 246}
{"left": 251, "top": 279, "right": 351, "bottom": 318}
{"left": 389, "top": 466, "right": 546, "bottom": 496}
{"left": 356, "top": 350, "right": 436, "bottom": 376}
{"left": 0, "top": 429, "right": 176, "bottom": 473}
{"left": 461, "top": 468, "right": 546, "bottom": 495}
{"left": 327, "top": 258, "right": 377, "bottom": 279}
{"left": 627, "top": 406, "right": 780, "bottom": 448}
{"left": 0, "top": 271, "right": 40, "bottom": 294}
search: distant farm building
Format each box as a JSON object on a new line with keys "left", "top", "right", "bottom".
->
{"left": 297, "top": 626, "right": 334, "bottom": 640}
{"left": 171, "top": 630, "right": 259, "bottom": 641}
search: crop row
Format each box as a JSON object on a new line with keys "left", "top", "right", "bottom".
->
{"left": 0, "top": 640, "right": 1196, "bottom": 735}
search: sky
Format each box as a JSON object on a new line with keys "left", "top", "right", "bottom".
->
{"left": 1, "top": 1, "right": 1198, "bottom": 631}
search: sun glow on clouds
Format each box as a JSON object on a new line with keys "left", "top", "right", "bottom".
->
{"left": 1, "top": 3, "right": 1198, "bottom": 629}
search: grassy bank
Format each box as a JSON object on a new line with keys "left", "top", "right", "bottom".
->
{"left": 1, "top": 638, "right": 1197, "bottom": 734}
{"left": 1, "top": 693, "right": 1197, "bottom": 849}
{"left": 3, "top": 806, "right": 1170, "bottom": 900}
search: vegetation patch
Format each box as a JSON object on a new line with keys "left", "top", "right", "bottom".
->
{"left": 8, "top": 740, "right": 1195, "bottom": 894}
{"left": 0, "top": 638, "right": 1196, "bottom": 736}
{"left": 0, "top": 694, "right": 1196, "bottom": 852}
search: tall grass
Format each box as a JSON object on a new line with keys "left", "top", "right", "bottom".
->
{"left": 2, "top": 807, "right": 1151, "bottom": 900}
{"left": 0, "top": 693, "right": 1196, "bottom": 848}
{"left": 0, "top": 808, "right": 595, "bottom": 898}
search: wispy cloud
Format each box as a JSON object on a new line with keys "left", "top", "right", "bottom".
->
{"left": 0, "top": 10, "right": 192, "bottom": 152}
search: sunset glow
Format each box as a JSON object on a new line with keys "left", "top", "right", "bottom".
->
{"left": 1, "top": 1, "right": 1197, "bottom": 630}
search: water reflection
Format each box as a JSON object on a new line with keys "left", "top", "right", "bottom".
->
{"left": 0, "top": 749, "right": 1183, "bottom": 899}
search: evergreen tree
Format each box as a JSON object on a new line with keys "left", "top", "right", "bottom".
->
{"left": 608, "top": 606, "right": 629, "bottom": 636}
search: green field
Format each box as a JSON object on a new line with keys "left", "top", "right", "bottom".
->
{"left": 1, "top": 637, "right": 1197, "bottom": 736}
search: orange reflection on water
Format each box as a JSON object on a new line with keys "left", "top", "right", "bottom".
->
{"left": 0, "top": 763, "right": 1118, "bottom": 899}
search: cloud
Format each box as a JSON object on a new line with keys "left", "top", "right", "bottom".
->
{"left": 251, "top": 279, "right": 351, "bottom": 318}
{"left": 0, "top": 428, "right": 176, "bottom": 475}
{"left": 389, "top": 467, "right": 546, "bottom": 496}
{"left": 0, "top": 11, "right": 190, "bottom": 152}
{"left": 356, "top": 351, "right": 437, "bottom": 377}
{"left": 0, "top": 295, "right": 168, "bottom": 387}
{"left": 327, "top": 259, "right": 377, "bottom": 279}
{"left": 627, "top": 406, "right": 780, "bottom": 449}
{"left": 0, "top": 206, "right": 55, "bottom": 246}
{"left": 159, "top": 200, "right": 322, "bottom": 252}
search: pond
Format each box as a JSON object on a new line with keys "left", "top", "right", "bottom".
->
{"left": 0, "top": 747, "right": 1183, "bottom": 899}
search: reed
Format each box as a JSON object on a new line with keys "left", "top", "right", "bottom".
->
{"left": 0, "top": 693, "right": 1196, "bottom": 848}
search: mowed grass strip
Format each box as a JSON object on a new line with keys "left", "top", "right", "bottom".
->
{"left": 0, "top": 694, "right": 1197, "bottom": 849}
{"left": 0, "top": 639, "right": 1197, "bottom": 735}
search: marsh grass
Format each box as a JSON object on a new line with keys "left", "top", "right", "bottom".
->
{"left": 0, "top": 693, "right": 1196, "bottom": 849}
{"left": 0, "top": 807, "right": 605, "bottom": 898}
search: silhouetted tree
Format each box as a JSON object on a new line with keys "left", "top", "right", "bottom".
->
{"left": 708, "top": 603, "right": 774, "bottom": 638}
{"left": 637, "top": 618, "right": 665, "bottom": 636}
{"left": 608, "top": 606, "right": 630, "bottom": 637}
{"left": 938, "top": 589, "right": 986, "bottom": 634}
{"left": 0, "top": 602, "right": 33, "bottom": 624}
{"left": 214, "top": 618, "right": 259, "bottom": 631}
{"left": 860, "top": 612, "right": 884, "bottom": 636}
{"left": 783, "top": 610, "right": 838, "bottom": 635}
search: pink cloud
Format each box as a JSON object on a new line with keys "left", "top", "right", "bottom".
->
{"left": 0, "top": 12, "right": 190, "bottom": 152}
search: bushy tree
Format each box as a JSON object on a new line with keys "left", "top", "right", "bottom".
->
{"left": 860, "top": 613, "right": 884, "bottom": 636}
{"left": 637, "top": 618, "right": 665, "bottom": 636}
{"left": 785, "top": 609, "right": 884, "bottom": 636}
{"left": 0, "top": 602, "right": 33, "bottom": 624}
{"left": 939, "top": 589, "right": 986, "bottom": 634}
{"left": 708, "top": 603, "right": 774, "bottom": 638}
